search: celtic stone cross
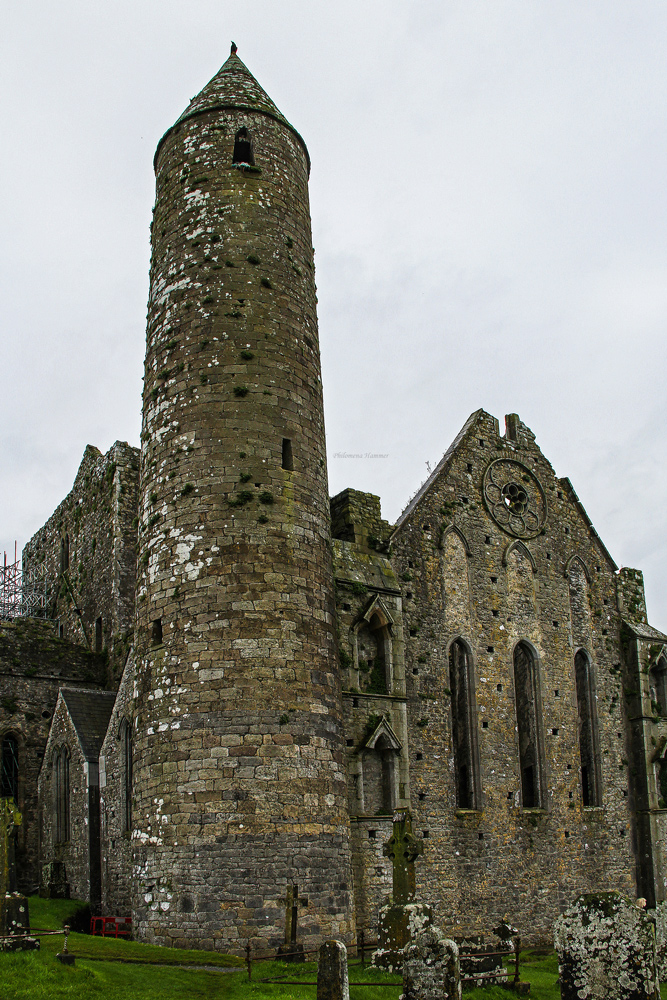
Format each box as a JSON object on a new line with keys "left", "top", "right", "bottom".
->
{"left": 382, "top": 810, "right": 423, "bottom": 906}
{"left": 1, "top": 797, "right": 22, "bottom": 932}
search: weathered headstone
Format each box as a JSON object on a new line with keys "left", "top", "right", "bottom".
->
{"left": 277, "top": 883, "right": 308, "bottom": 961}
{"left": 402, "top": 925, "right": 461, "bottom": 1000}
{"left": 40, "top": 861, "right": 70, "bottom": 899}
{"left": 317, "top": 939, "right": 349, "bottom": 1000}
{"left": 0, "top": 798, "right": 37, "bottom": 952}
{"left": 554, "top": 892, "right": 659, "bottom": 1000}
{"left": 374, "top": 810, "right": 431, "bottom": 970}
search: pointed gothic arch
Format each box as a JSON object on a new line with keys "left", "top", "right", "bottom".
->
{"left": 650, "top": 653, "right": 667, "bottom": 717}
{"left": 439, "top": 524, "right": 472, "bottom": 557}
{"left": 574, "top": 648, "right": 602, "bottom": 807}
{"left": 513, "top": 641, "right": 545, "bottom": 809}
{"left": 564, "top": 554, "right": 592, "bottom": 584}
{"left": 359, "top": 717, "right": 402, "bottom": 816}
{"left": 352, "top": 597, "right": 395, "bottom": 694}
{"left": 502, "top": 539, "right": 537, "bottom": 573}
{"left": 448, "top": 638, "right": 481, "bottom": 809}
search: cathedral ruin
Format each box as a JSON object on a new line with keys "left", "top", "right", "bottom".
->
{"left": 1, "top": 46, "right": 666, "bottom": 954}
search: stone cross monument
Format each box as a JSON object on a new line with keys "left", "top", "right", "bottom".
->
{"left": 374, "top": 811, "right": 431, "bottom": 970}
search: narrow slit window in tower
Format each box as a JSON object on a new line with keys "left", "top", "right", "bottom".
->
{"left": 121, "top": 720, "right": 133, "bottom": 833}
{"left": 1, "top": 734, "right": 19, "bottom": 804}
{"left": 233, "top": 127, "right": 255, "bottom": 166}
{"left": 95, "top": 616, "right": 103, "bottom": 653}
{"left": 151, "top": 618, "right": 163, "bottom": 646}
{"left": 282, "top": 438, "right": 293, "bottom": 471}
{"left": 513, "top": 642, "right": 542, "bottom": 808}
{"left": 575, "top": 650, "right": 601, "bottom": 806}
{"left": 449, "top": 639, "right": 478, "bottom": 809}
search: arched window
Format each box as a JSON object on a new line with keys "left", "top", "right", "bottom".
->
{"left": 120, "top": 720, "right": 133, "bottom": 833}
{"left": 657, "top": 756, "right": 667, "bottom": 809}
{"left": 54, "top": 747, "right": 70, "bottom": 843}
{"left": 513, "top": 642, "right": 543, "bottom": 808}
{"left": 356, "top": 613, "right": 388, "bottom": 695}
{"left": 449, "top": 639, "right": 479, "bottom": 809}
{"left": 649, "top": 656, "right": 667, "bottom": 717}
{"left": 232, "top": 127, "right": 255, "bottom": 166}
{"left": 1, "top": 734, "right": 19, "bottom": 803}
{"left": 575, "top": 650, "right": 601, "bottom": 807}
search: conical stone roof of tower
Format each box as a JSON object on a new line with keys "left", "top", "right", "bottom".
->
{"left": 156, "top": 45, "right": 309, "bottom": 170}
{"left": 177, "top": 48, "right": 291, "bottom": 128}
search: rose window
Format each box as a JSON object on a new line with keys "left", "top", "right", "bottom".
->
{"left": 482, "top": 460, "right": 547, "bottom": 539}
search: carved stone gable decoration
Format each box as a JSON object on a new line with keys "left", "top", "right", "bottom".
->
{"left": 482, "top": 459, "right": 547, "bottom": 539}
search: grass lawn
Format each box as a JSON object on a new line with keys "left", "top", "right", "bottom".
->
{"left": 3, "top": 900, "right": 666, "bottom": 999}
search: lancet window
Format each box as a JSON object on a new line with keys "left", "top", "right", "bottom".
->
{"left": 513, "top": 642, "right": 543, "bottom": 809}
{"left": 575, "top": 649, "right": 601, "bottom": 807}
{"left": 449, "top": 639, "right": 480, "bottom": 809}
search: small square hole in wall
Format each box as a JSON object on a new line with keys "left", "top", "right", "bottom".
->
{"left": 467, "top": 463, "right": 473, "bottom": 473}
{"left": 507, "top": 792, "right": 513, "bottom": 800}
{"left": 406, "top": 592, "right": 413, "bottom": 600}
{"left": 409, "top": 561, "right": 413, "bottom": 568}
{"left": 478, "top": 832, "right": 484, "bottom": 840}
{"left": 558, "top": 491, "right": 563, "bottom": 499}
{"left": 422, "top": 524, "right": 430, "bottom": 531}
{"left": 342, "top": 603, "right": 351, "bottom": 611}
{"left": 569, "top": 792, "right": 573, "bottom": 799}
{"left": 487, "top": 646, "right": 494, "bottom": 653}
{"left": 596, "top": 565, "right": 601, "bottom": 572}
{"left": 603, "top": 598, "right": 609, "bottom": 605}
{"left": 497, "top": 683, "right": 503, "bottom": 692}
{"left": 479, "top": 439, "right": 485, "bottom": 447}
{"left": 553, "top": 621, "right": 559, "bottom": 628}
{"left": 567, "top": 764, "right": 572, "bottom": 770}
{"left": 552, "top": 728, "right": 559, "bottom": 736}
{"left": 485, "top": 536, "right": 491, "bottom": 544}
{"left": 418, "top": 792, "right": 426, "bottom": 801}
{"left": 353, "top": 698, "right": 358, "bottom": 707}
{"left": 546, "top": 552, "right": 551, "bottom": 560}
{"left": 410, "top": 628, "right": 418, "bottom": 637}
{"left": 617, "top": 733, "right": 622, "bottom": 739}
{"left": 564, "top": 831, "right": 570, "bottom": 838}
{"left": 490, "top": 576, "right": 497, "bottom": 584}
{"left": 602, "top": 629, "right": 608, "bottom": 636}
{"left": 555, "top": 689, "right": 560, "bottom": 697}
{"left": 422, "top": 830, "right": 430, "bottom": 838}
{"left": 346, "top": 739, "right": 354, "bottom": 747}
{"left": 492, "top": 610, "right": 499, "bottom": 617}
{"left": 564, "top": 527, "right": 570, "bottom": 535}
{"left": 413, "top": 668, "right": 419, "bottom": 675}
{"left": 416, "top": 753, "right": 423, "bottom": 761}
{"left": 368, "top": 829, "right": 376, "bottom": 839}
{"left": 619, "top": 828, "right": 626, "bottom": 836}
{"left": 482, "top": 720, "right": 489, "bottom": 729}
{"left": 623, "top": 790, "right": 628, "bottom": 797}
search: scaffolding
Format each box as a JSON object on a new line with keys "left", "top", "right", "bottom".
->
{"left": 0, "top": 544, "right": 50, "bottom": 620}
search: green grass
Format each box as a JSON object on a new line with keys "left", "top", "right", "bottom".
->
{"left": 6, "top": 903, "right": 666, "bottom": 1000}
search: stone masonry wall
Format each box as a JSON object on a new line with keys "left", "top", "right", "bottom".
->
{"left": 100, "top": 653, "right": 135, "bottom": 916}
{"left": 22, "top": 441, "right": 139, "bottom": 685}
{"left": 390, "top": 409, "right": 636, "bottom": 942}
{"left": 132, "top": 54, "right": 353, "bottom": 952}
{"left": 0, "top": 619, "right": 106, "bottom": 891}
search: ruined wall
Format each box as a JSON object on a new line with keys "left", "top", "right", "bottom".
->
{"left": 38, "top": 694, "right": 92, "bottom": 902}
{"left": 22, "top": 441, "right": 139, "bottom": 685}
{"left": 390, "top": 409, "right": 635, "bottom": 941}
{"left": 100, "top": 653, "right": 135, "bottom": 916}
{"left": 331, "top": 490, "right": 406, "bottom": 933}
{"left": 0, "top": 619, "right": 106, "bottom": 891}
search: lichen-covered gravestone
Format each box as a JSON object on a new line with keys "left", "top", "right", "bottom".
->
{"left": 654, "top": 901, "right": 667, "bottom": 982}
{"left": 402, "top": 925, "right": 461, "bottom": 1000}
{"left": 554, "top": 892, "right": 659, "bottom": 1000}
{"left": 316, "top": 940, "right": 349, "bottom": 1000}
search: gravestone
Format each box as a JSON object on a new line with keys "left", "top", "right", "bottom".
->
{"left": 373, "top": 810, "right": 431, "bottom": 970}
{"left": 0, "top": 798, "right": 37, "bottom": 951}
{"left": 40, "top": 860, "right": 70, "bottom": 899}
{"left": 554, "top": 892, "right": 659, "bottom": 1000}
{"left": 277, "top": 883, "right": 308, "bottom": 961}
{"left": 402, "top": 925, "right": 461, "bottom": 1000}
{"left": 317, "top": 939, "right": 349, "bottom": 1000}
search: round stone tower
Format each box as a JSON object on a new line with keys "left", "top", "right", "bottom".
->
{"left": 133, "top": 46, "right": 354, "bottom": 951}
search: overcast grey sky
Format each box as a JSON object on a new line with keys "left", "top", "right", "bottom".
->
{"left": 1, "top": 2, "right": 665, "bottom": 629}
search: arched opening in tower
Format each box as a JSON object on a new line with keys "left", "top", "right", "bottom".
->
{"left": 233, "top": 127, "right": 255, "bottom": 166}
